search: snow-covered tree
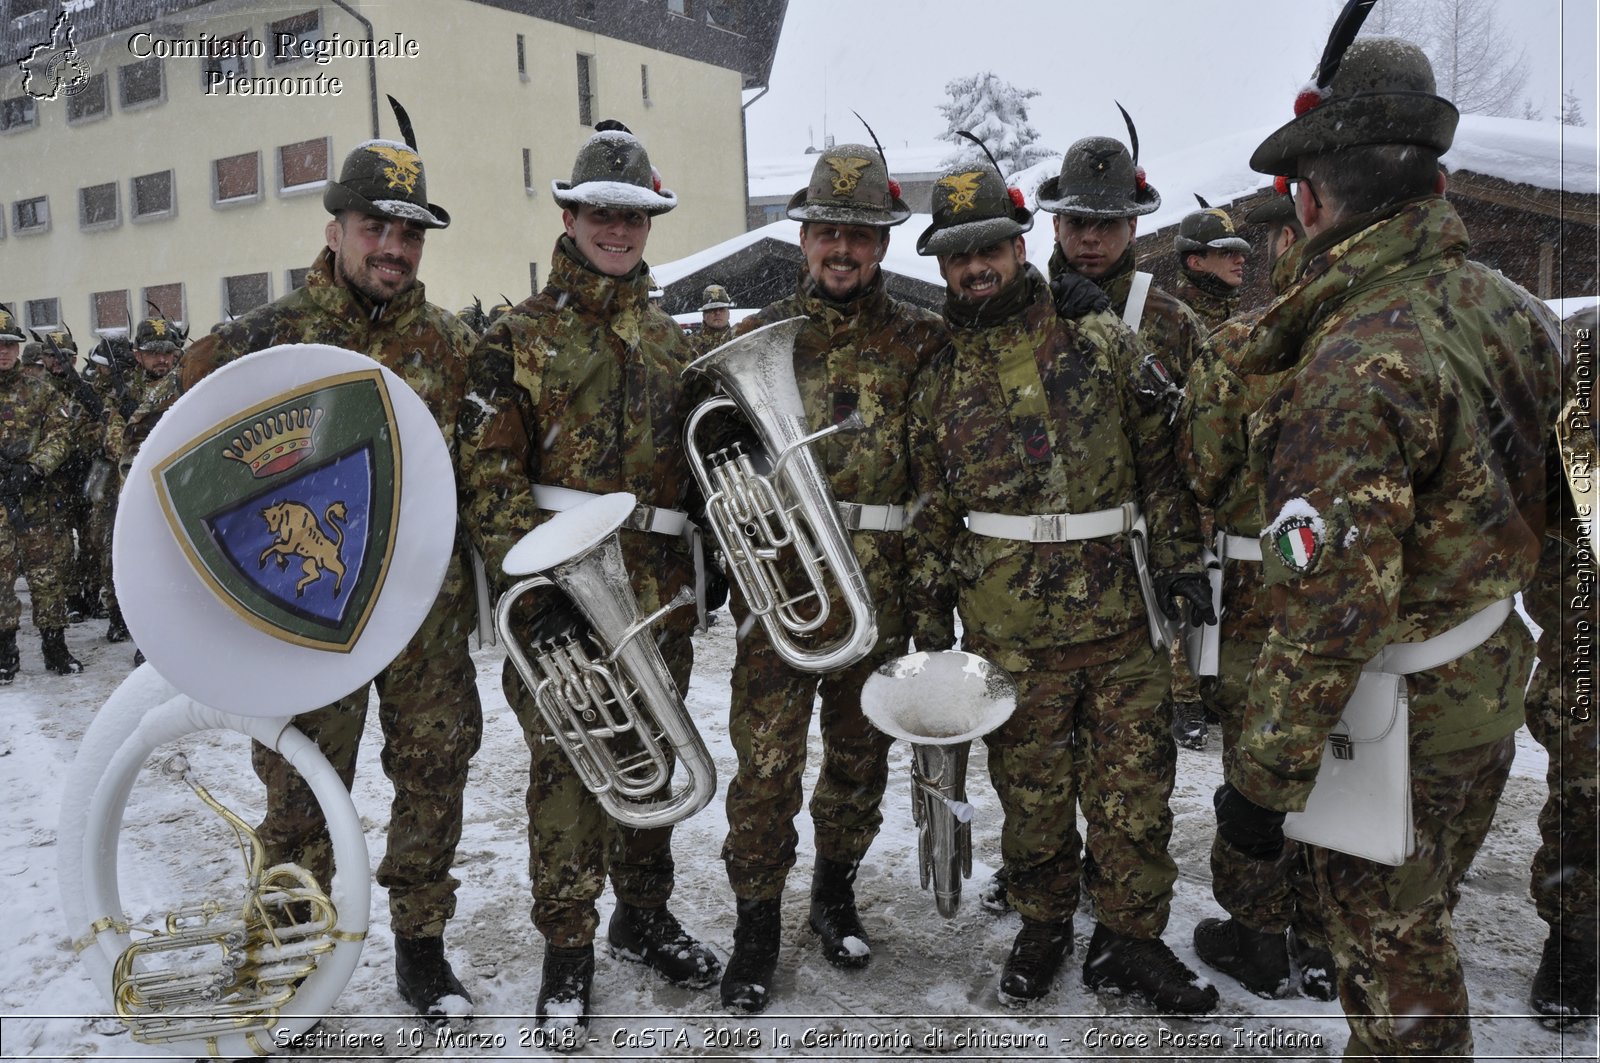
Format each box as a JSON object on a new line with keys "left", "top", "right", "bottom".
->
{"left": 1522, "top": 99, "right": 1543, "bottom": 122}
{"left": 936, "top": 72, "right": 1057, "bottom": 176}
{"left": 1560, "top": 86, "right": 1586, "bottom": 127}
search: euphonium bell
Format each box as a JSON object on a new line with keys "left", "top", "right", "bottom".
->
{"left": 683, "top": 316, "right": 878, "bottom": 673}
{"left": 494, "top": 492, "right": 716, "bottom": 830}
{"left": 862, "top": 651, "right": 1018, "bottom": 918}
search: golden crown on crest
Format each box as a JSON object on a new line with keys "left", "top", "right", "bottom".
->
{"left": 221, "top": 406, "right": 326, "bottom": 478}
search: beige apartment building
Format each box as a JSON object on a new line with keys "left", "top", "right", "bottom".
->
{"left": 0, "top": 0, "right": 784, "bottom": 338}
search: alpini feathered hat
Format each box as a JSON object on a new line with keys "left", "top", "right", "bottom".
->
{"left": 324, "top": 96, "right": 450, "bottom": 229}
{"left": 1037, "top": 103, "right": 1160, "bottom": 218}
{"left": 916, "top": 130, "right": 1033, "bottom": 256}
{"left": 553, "top": 119, "right": 677, "bottom": 216}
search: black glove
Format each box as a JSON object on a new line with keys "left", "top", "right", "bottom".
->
{"left": 1156, "top": 571, "right": 1217, "bottom": 626}
{"left": 527, "top": 594, "right": 589, "bottom": 647}
{"left": 703, "top": 552, "right": 730, "bottom": 615}
{"left": 0, "top": 463, "right": 39, "bottom": 497}
{"left": 1049, "top": 271, "right": 1111, "bottom": 320}
{"left": 1213, "top": 782, "right": 1287, "bottom": 860}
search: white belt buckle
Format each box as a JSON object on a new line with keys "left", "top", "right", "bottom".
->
{"left": 1031, "top": 513, "right": 1066, "bottom": 542}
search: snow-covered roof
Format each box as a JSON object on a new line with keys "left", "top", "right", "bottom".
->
{"left": 748, "top": 144, "right": 957, "bottom": 198}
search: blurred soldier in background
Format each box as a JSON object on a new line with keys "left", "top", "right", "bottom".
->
{"left": 689, "top": 283, "right": 735, "bottom": 356}
{"left": 1173, "top": 199, "right": 1250, "bottom": 332}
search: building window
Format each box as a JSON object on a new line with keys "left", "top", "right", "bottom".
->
{"left": 223, "top": 273, "right": 270, "bottom": 317}
{"left": 529, "top": 263, "right": 539, "bottom": 294}
{"left": 92, "top": 289, "right": 129, "bottom": 334}
{"left": 8, "top": 0, "right": 46, "bottom": 19}
{"left": 278, "top": 137, "right": 330, "bottom": 193}
{"left": 25, "top": 298, "right": 58, "bottom": 329}
{"left": 576, "top": 53, "right": 594, "bottom": 127}
{"left": 516, "top": 34, "right": 526, "bottom": 79}
{"left": 79, "top": 182, "right": 119, "bottom": 230}
{"left": 143, "top": 283, "right": 184, "bottom": 327}
{"left": 118, "top": 57, "right": 164, "bottom": 109}
{"left": 268, "top": 11, "right": 321, "bottom": 67}
{"left": 641, "top": 64, "right": 650, "bottom": 104}
{"left": 66, "top": 71, "right": 107, "bottom": 124}
{"left": 201, "top": 34, "right": 253, "bottom": 89}
{"left": 287, "top": 267, "right": 311, "bottom": 291}
{"left": 0, "top": 95, "right": 36, "bottom": 133}
{"left": 667, "top": 0, "right": 692, "bottom": 15}
{"left": 131, "top": 170, "right": 175, "bottom": 221}
{"left": 13, "top": 195, "right": 49, "bottom": 234}
{"left": 213, "top": 151, "right": 261, "bottom": 205}
{"left": 575, "top": 0, "right": 595, "bottom": 18}
{"left": 523, "top": 148, "right": 534, "bottom": 194}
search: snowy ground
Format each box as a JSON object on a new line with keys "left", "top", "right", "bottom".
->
{"left": 2, "top": 596, "right": 1595, "bottom": 1062}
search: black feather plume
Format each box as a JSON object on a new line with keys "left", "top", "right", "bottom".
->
{"left": 852, "top": 111, "right": 890, "bottom": 170}
{"left": 387, "top": 94, "right": 418, "bottom": 151}
{"left": 1115, "top": 101, "right": 1140, "bottom": 164}
{"left": 1195, "top": 193, "right": 1210, "bottom": 209}
{"left": 956, "top": 130, "right": 1006, "bottom": 179}
{"left": 1317, "top": 0, "right": 1379, "bottom": 89}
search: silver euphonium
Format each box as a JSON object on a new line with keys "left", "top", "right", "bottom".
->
{"left": 862, "top": 651, "right": 1018, "bottom": 918}
{"left": 683, "top": 316, "right": 878, "bottom": 673}
{"left": 494, "top": 492, "right": 716, "bottom": 830}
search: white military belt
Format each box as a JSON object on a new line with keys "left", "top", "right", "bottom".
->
{"left": 966, "top": 502, "right": 1136, "bottom": 543}
{"left": 836, "top": 501, "right": 906, "bottom": 532}
{"left": 532, "top": 483, "right": 689, "bottom": 537}
{"left": 1221, "top": 532, "right": 1263, "bottom": 562}
{"left": 1367, "top": 597, "right": 1514, "bottom": 676}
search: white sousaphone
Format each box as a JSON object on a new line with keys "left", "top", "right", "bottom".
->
{"left": 57, "top": 344, "right": 456, "bottom": 1057}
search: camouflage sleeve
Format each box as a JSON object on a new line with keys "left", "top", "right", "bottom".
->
{"left": 1179, "top": 321, "right": 1255, "bottom": 508}
{"left": 1232, "top": 378, "right": 1410, "bottom": 811}
{"left": 455, "top": 321, "right": 541, "bottom": 589}
{"left": 904, "top": 357, "right": 958, "bottom": 652}
{"left": 27, "top": 384, "right": 76, "bottom": 477}
{"left": 1112, "top": 323, "right": 1202, "bottom": 575}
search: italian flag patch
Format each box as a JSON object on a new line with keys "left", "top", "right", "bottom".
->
{"left": 1275, "top": 517, "right": 1320, "bottom": 573}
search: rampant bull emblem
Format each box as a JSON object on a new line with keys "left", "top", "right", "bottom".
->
{"left": 938, "top": 170, "right": 985, "bottom": 214}
{"left": 826, "top": 156, "right": 871, "bottom": 197}
{"left": 367, "top": 144, "right": 421, "bottom": 195}
{"left": 259, "top": 500, "right": 347, "bottom": 597}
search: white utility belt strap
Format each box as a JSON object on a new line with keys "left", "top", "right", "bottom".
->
{"left": 532, "top": 483, "right": 689, "bottom": 537}
{"left": 1221, "top": 532, "right": 1263, "bottom": 562}
{"left": 1366, "top": 597, "right": 1514, "bottom": 676}
{"left": 966, "top": 502, "right": 1137, "bottom": 543}
{"left": 836, "top": 501, "right": 907, "bottom": 533}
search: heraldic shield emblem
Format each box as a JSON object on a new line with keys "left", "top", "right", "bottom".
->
{"left": 116, "top": 344, "right": 455, "bottom": 717}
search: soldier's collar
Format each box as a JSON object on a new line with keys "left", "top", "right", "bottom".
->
{"left": 552, "top": 235, "right": 651, "bottom": 312}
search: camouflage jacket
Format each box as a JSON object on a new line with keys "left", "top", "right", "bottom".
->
{"left": 736, "top": 268, "right": 950, "bottom": 618}
{"left": 1232, "top": 196, "right": 1563, "bottom": 811}
{"left": 1175, "top": 271, "right": 1240, "bottom": 334}
{"left": 1051, "top": 243, "right": 1210, "bottom": 384}
{"left": 689, "top": 323, "right": 735, "bottom": 358}
{"left": 456, "top": 237, "right": 698, "bottom": 615}
{"left": 0, "top": 362, "right": 74, "bottom": 485}
{"left": 37, "top": 367, "right": 100, "bottom": 486}
{"left": 907, "top": 267, "right": 1202, "bottom": 671}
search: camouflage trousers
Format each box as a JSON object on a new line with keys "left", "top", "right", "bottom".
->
{"left": 0, "top": 494, "right": 72, "bottom": 630}
{"left": 1313, "top": 734, "right": 1514, "bottom": 1061}
{"left": 1524, "top": 534, "right": 1599, "bottom": 941}
{"left": 251, "top": 556, "right": 483, "bottom": 939}
{"left": 1204, "top": 633, "right": 1326, "bottom": 944}
{"left": 721, "top": 597, "right": 907, "bottom": 901}
{"left": 89, "top": 487, "right": 118, "bottom": 616}
{"left": 503, "top": 614, "right": 694, "bottom": 949}
{"left": 972, "top": 628, "right": 1177, "bottom": 935}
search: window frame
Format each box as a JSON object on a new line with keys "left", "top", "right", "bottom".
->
{"left": 212, "top": 150, "right": 263, "bottom": 207}
{"left": 24, "top": 297, "right": 59, "bottom": 330}
{"left": 276, "top": 136, "right": 331, "bottom": 197}
{"left": 66, "top": 71, "right": 108, "bottom": 125}
{"left": 14, "top": 195, "right": 50, "bottom": 234}
{"left": 141, "top": 283, "right": 186, "bottom": 330}
{"left": 222, "top": 272, "right": 271, "bottom": 319}
{"left": 78, "top": 182, "right": 120, "bottom": 231}
{"left": 117, "top": 56, "right": 166, "bottom": 111}
{"left": 0, "top": 94, "right": 37, "bottom": 134}
{"left": 91, "top": 289, "right": 130, "bottom": 336}
{"left": 576, "top": 53, "right": 595, "bottom": 127}
{"left": 200, "top": 33, "right": 255, "bottom": 90}
{"left": 267, "top": 10, "right": 321, "bottom": 68}
{"left": 130, "top": 169, "right": 176, "bottom": 223}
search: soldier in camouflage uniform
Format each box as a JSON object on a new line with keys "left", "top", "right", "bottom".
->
{"left": 906, "top": 152, "right": 1216, "bottom": 1013}
{"left": 132, "top": 123, "right": 485, "bottom": 1025}
{"left": 1214, "top": 27, "right": 1564, "bottom": 1058}
{"left": 688, "top": 283, "right": 735, "bottom": 357}
{"left": 1180, "top": 190, "right": 1335, "bottom": 1002}
{"left": 455, "top": 120, "right": 718, "bottom": 1045}
{"left": 1173, "top": 199, "right": 1250, "bottom": 332}
{"left": 1523, "top": 305, "right": 1599, "bottom": 1024}
{"left": 716, "top": 143, "right": 948, "bottom": 1014}
{"left": 32, "top": 328, "right": 106, "bottom": 622}
{"left": 1038, "top": 120, "right": 1214, "bottom": 753}
{"left": 0, "top": 305, "right": 82, "bottom": 680}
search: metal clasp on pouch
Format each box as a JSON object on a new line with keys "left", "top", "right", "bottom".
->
{"left": 1329, "top": 731, "right": 1354, "bottom": 761}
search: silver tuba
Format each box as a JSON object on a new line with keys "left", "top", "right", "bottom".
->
{"left": 495, "top": 492, "right": 716, "bottom": 829}
{"left": 684, "top": 316, "right": 878, "bottom": 673}
{"left": 862, "top": 651, "right": 1018, "bottom": 918}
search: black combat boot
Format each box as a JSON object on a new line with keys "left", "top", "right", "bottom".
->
{"left": 1171, "top": 699, "right": 1208, "bottom": 749}
{"left": 607, "top": 901, "right": 722, "bottom": 987}
{"left": 40, "top": 629, "right": 82, "bottom": 675}
{"left": 980, "top": 864, "right": 1013, "bottom": 914}
{"left": 104, "top": 606, "right": 130, "bottom": 643}
{"left": 1531, "top": 929, "right": 1599, "bottom": 1026}
{"left": 997, "top": 918, "right": 1072, "bottom": 1006}
{"left": 1289, "top": 926, "right": 1337, "bottom": 1001}
{"left": 808, "top": 855, "right": 870, "bottom": 969}
{"left": 721, "top": 897, "right": 782, "bottom": 1013}
{"left": 394, "top": 935, "right": 473, "bottom": 1025}
{"left": 1193, "top": 916, "right": 1291, "bottom": 998}
{"left": 0, "top": 629, "right": 17, "bottom": 684}
{"left": 535, "top": 943, "right": 594, "bottom": 1053}
{"left": 1083, "top": 922, "right": 1219, "bottom": 1015}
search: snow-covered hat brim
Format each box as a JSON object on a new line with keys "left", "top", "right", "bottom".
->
{"left": 1035, "top": 176, "right": 1160, "bottom": 218}
{"left": 323, "top": 181, "right": 450, "bottom": 230}
{"left": 1250, "top": 92, "right": 1459, "bottom": 176}
{"left": 916, "top": 211, "right": 1033, "bottom": 257}
{"left": 785, "top": 187, "right": 911, "bottom": 228}
{"left": 552, "top": 179, "right": 678, "bottom": 216}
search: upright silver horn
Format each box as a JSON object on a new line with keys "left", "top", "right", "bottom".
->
{"left": 684, "top": 316, "right": 878, "bottom": 673}
{"left": 495, "top": 492, "right": 716, "bottom": 829}
{"left": 862, "top": 651, "right": 1018, "bottom": 918}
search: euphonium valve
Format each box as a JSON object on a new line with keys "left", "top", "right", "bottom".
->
{"left": 495, "top": 492, "right": 716, "bottom": 830}
{"left": 862, "top": 651, "right": 1018, "bottom": 918}
{"left": 684, "top": 317, "right": 878, "bottom": 673}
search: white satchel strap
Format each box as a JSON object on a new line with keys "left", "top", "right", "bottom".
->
{"left": 1221, "top": 532, "right": 1263, "bottom": 562}
{"left": 1365, "top": 598, "right": 1514, "bottom": 676}
{"left": 966, "top": 502, "right": 1136, "bottom": 543}
{"left": 836, "top": 501, "right": 906, "bottom": 533}
{"left": 532, "top": 483, "right": 688, "bottom": 537}
{"left": 1122, "top": 271, "right": 1153, "bottom": 332}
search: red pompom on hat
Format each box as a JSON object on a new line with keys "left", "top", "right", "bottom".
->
{"left": 1134, "top": 166, "right": 1148, "bottom": 192}
{"left": 1274, "top": 174, "right": 1291, "bottom": 195}
{"left": 887, "top": 177, "right": 902, "bottom": 199}
{"left": 651, "top": 167, "right": 662, "bottom": 194}
{"left": 1008, "top": 187, "right": 1025, "bottom": 209}
{"left": 1293, "top": 85, "right": 1327, "bottom": 116}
